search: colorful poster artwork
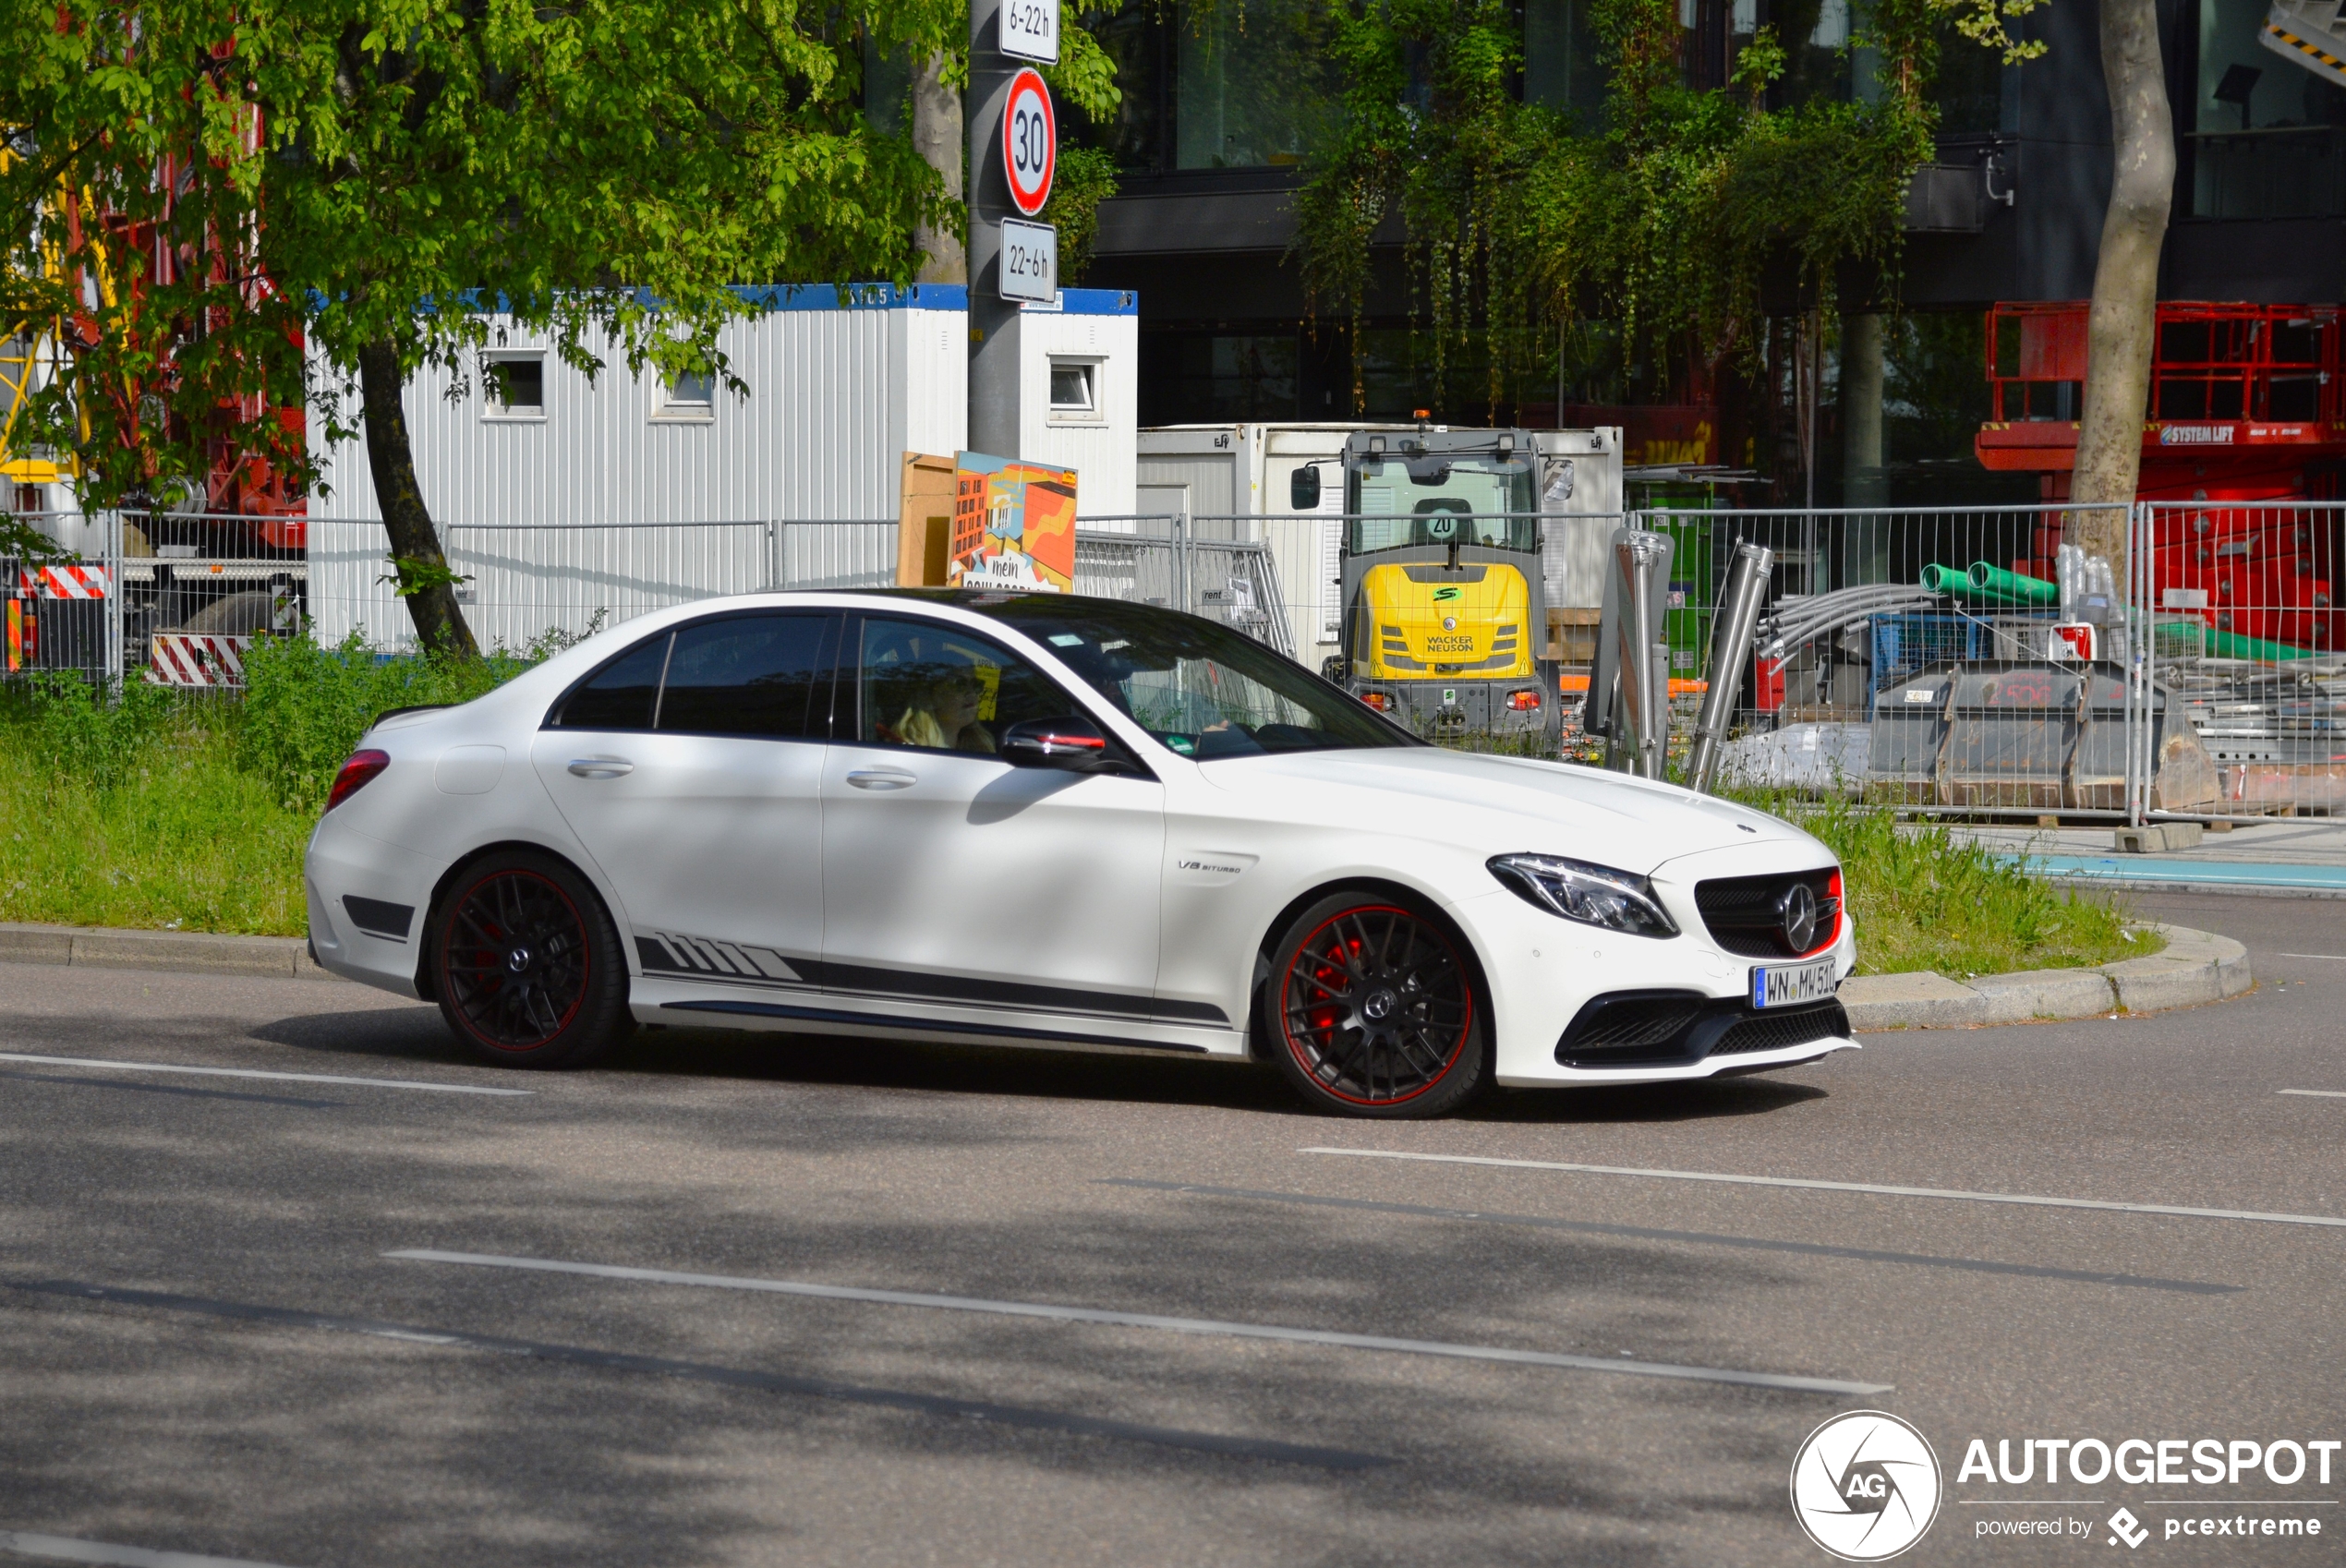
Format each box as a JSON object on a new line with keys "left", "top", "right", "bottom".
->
{"left": 949, "top": 452, "right": 1078, "bottom": 593}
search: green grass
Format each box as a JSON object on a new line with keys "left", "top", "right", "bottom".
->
{"left": 0, "top": 635, "right": 541, "bottom": 938}
{"left": 1749, "top": 792, "right": 2162, "bottom": 977}
{"left": 0, "top": 721, "right": 312, "bottom": 935}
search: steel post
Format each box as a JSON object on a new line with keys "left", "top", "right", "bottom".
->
{"left": 966, "top": 0, "right": 1020, "bottom": 459}
{"left": 1686, "top": 539, "right": 1774, "bottom": 792}
{"left": 103, "top": 508, "right": 124, "bottom": 693}
{"left": 1612, "top": 529, "right": 1671, "bottom": 778}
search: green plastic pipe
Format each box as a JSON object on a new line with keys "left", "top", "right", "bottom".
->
{"left": 1965, "top": 561, "right": 2061, "bottom": 608}
{"left": 2175, "top": 624, "right": 2318, "bottom": 662}
{"left": 1918, "top": 563, "right": 1977, "bottom": 598}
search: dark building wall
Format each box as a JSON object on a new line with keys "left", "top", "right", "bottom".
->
{"left": 1080, "top": 0, "right": 2346, "bottom": 428}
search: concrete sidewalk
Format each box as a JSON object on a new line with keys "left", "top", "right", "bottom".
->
{"left": 1944, "top": 818, "right": 2346, "bottom": 896}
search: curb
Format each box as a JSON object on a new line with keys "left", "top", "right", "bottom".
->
{"left": 0, "top": 922, "right": 336, "bottom": 982}
{"left": 1838, "top": 923, "right": 2251, "bottom": 1031}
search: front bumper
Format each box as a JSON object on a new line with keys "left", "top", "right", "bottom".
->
{"left": 1456, "top": 869, "right": 1860, "bottom": 1089}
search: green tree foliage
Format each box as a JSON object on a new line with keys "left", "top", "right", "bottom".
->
{"left": 1, "top": 0, "right": 307, "bottom": 510}
{"left": 1043, "top": 145, "right": 1120, "bottom": 282}
{"left": 6, "top": 0, "right": 970, "bottom": 653}
{"left": 1292, "top": 0, "right": 2036, "bottom": 413}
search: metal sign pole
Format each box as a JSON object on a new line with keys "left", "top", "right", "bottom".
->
{"left": 967, "top": 0, "right": 1017, "bottom": 458}
{"left": 968, "top": 0, "right": 1058, "bottom": 460}
{"left": 104, "top": 508, "right": 124, "bottom": 693}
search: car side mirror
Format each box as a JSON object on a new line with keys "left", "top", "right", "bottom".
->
{"left": 1288, "top": 464, "right": 1321, "bottom": 511}
{"left": 1001, "top": 717, "right": 1124, "bottom": 773}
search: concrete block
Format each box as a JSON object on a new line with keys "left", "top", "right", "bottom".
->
{"left": 68, "top": 927, "right": 301, "bottom": 978}
{"left": 1839, "top": 971, "right": 1984, "bottom": 1031}
{"left": 2148, "top": 923, "right": 2253, "bottom": 999}
{"left": 2114, "top": 823, "right": 2203, "bottom": 853}
{"left": 0, "top": 923, "right": 79, "bottom": 966}
{"left": 2103, "top": 956, "right": 2223, "bottom": 1012}
{"left": 1969, "top": 967, "right": 2117, "bottom": 1024}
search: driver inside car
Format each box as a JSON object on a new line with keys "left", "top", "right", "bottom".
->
{"left": 889, "top": 669, "right": 998, "bottom": 754}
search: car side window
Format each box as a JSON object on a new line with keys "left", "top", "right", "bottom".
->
{"left": 553, "top": 633, "right": 671, "bottom": 730}
{"left": 658, "top": 612, "right": 838, "bottom": 738}
{"left": 854, "top": 616, "right": 1070, "bottom": 754}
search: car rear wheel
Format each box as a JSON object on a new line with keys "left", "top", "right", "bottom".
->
{"left": 432, "top": 850, "right": 630, "bottom": 1068}
{"left": 1264, "top": 893, "right": 1490, "bottom": 1118}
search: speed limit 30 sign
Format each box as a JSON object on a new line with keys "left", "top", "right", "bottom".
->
{"left": 1002, "top": 66, "right": 1055, "bottom": 217}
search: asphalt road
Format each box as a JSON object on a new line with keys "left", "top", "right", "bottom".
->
{"left": 2, "top": 890, "right": 2340, "bottom": 1567}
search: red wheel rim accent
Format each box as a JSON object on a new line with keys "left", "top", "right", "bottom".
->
{"left": 440, "top": 869, "right": 591, "bottom": 1051}
{"left": 1277, "top": 904, "right": 1473, "bottom": 1106}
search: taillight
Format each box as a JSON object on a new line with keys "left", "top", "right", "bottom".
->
{"left": 1360, "top": 691, "right": 1392, "bottom": 711}
{"left": 326, "top": 749, "right": 391, "bottom": 811}
{"left": 1507, "top": 688, "right": 1542, "bottom": 711}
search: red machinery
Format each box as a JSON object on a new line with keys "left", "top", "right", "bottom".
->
{"left": 42, "top": 112, "right": 307, "bottom": 549}
{"left": 1976, "top": 301, "right": 2342, "bottom": 649}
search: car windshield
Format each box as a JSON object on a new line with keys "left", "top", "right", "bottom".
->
{"left": 957, "top": 596, "right": 1421, "bottom": 759}
{"left": 1347, "top": 453, "right": 1538, "bottom": 555}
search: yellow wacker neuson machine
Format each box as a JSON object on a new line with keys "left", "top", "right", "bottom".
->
{"left": 1293, "top": 426, "right": 1559, "bottom": 738}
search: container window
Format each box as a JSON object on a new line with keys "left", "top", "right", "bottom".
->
{"left": 1049, "top": 360, "right": 1099, "bottom": 419}
{"left": 487, "top": 357, "right": 544, "bottom": 416}
{"left": 667, "top": 369, "right": 715, "bottom": 409}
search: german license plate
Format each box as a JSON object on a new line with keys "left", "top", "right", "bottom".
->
{"left": 1751, "top": 957, "right": 1838, "bottom": 1009}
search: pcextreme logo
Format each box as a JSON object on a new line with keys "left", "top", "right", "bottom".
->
{"left": 1791, "top": 1411, "right": 1944, "bottom": 1562}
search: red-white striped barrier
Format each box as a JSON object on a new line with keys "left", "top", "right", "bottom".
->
{"left": 148, "top": 633, "right": 251, "bottom": 687}
{"left": 16, "top": 564, "right": 110, "bottom": 598}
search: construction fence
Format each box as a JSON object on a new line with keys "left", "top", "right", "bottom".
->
{"left": 6, "top": 501, "right": 2342, "bottom": 818}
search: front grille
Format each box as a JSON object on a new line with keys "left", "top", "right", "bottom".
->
{"left": 1695, "top": 868, "right": 1842, "bottom": 959}
{"left": 1707, "top": 999, "right": 1851, "bottom": 1056}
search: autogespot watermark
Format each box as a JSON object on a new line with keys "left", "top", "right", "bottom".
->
{"left": 1791, "top": 1416, "right": 2340, "bottom": 1556}
{"left": 1791, "top": 1411, "right": 1944, "bottom": 1561}
{"left": 1956, "top": 1435, "right": 2338, "bottom": 1550}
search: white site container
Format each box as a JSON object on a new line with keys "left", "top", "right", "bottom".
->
{"left": 307, "top": 283, "right": 968, "bottom": 650}
{"left": 1005, "top": 290, "right": 1140, "bottom": 518}
{"left": 1135, "top": 422, "right": 1623, "bottom": 672}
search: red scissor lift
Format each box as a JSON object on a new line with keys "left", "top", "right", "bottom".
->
{"left": 1976, "top": 301, "right": 2343, "bottom": 652}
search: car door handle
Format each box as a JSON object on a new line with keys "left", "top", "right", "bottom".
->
{"left": 846, "top": 768, "right": 918, "bottom": 790}
{"left": 567, "top": 757, "right": 635, "bottom": 778}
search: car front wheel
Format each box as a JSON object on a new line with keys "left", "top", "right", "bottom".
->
{"left": 1263, "top": 893, "right": 1491, "bottom": 1118}
{"left": 431, "top": 850, "right": 631, "bottom": 1068}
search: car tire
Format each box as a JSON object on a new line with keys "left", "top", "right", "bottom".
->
{"left": 430, "top": 850, "right": 631, "bottom": 1068}
{"left": 1262, "top": 892, "right": 1491, "bottom": 1118}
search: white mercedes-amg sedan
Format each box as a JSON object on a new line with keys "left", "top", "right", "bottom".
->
{"left": 305, "top": 590, "right": 1856, "bottom": 1117}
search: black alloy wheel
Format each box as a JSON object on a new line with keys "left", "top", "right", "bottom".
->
{"left": 433, "top": 850, "right": 630, "bottom": 1067}
{"left": 1265, "top": 893, "right": 1490, "bottom": 1118}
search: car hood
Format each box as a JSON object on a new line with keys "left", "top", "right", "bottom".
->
{"left": 1197, "top": 746, "right": 1825, "bottom": 875}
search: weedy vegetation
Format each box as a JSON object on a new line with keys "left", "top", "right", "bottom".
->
{"left": 0, "top": 632, "right": 559, "bottom": 935}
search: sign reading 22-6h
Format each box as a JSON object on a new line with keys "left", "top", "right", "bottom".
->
{"left": 1002, "top": 66, "right": 1055, "bottom": 218}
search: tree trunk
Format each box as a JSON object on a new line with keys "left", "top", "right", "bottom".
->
{"left": 2070, "top": 0, "right": 2174, "bottom": 579}
{"left": 912, "top": 51, "right": 966, "bottom": 283}
{"left": 357, "top": 339, "right": 479, "bottom": 659}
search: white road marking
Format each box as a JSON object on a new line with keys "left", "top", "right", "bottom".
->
{"left": 0, "top": 1053, "right": 530, "bottom": 1097}
{"left": 386, "top": 1248, "right": 1891, "bottom": 1397}
{"left": 2279, "top": 1089, "right": 2346, "bottom": 1099}
{"left": 1300, "top": 1147, "right": 2346, "bottom": 1230}
{"left": 2279, "top": 953, "right": 2346, "bottom": 960}
{"left": 0, "top": 1531, "right": 306, "bottom": 1568}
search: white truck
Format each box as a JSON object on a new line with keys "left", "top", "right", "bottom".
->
{"left": 1136, "top": 422, "right": 1626, "bottom": 677}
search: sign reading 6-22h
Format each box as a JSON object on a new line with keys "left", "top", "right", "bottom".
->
{"left": 1002, "top": 67, "right": 1055, "bottom": 217}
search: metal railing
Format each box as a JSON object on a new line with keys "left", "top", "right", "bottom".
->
{"left": 8, "top": 497, "right": 2346, "bottom": 819}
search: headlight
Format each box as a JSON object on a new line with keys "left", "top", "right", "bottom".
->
{"left": 1488, "top": 853, "right": 1678, "bottom": 938}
